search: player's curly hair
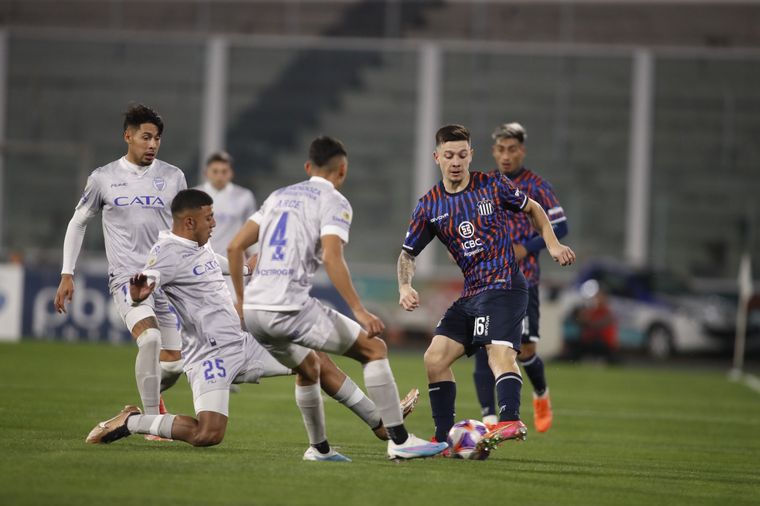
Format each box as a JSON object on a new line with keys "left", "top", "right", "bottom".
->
{"left": 435, "top": 124, "right": 470, "bottom": 146}
{"left": 123, "top": 104, "right": 164, "bottom": 135}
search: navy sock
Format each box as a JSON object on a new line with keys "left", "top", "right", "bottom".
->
{"left": 495, "top": 372, "right": 522, "bottom": 422}
{"left": 313, "top": 440, "right": 330, "bottom": 454}
{"left": 520, "top": 353, "right": 547, "bottom": 396}
{"left": 473, "top": 348, "right": 496, "bottom": 417}
{"left": 429, "top": 381, "right": 456, "bottom": 443}
{"left": 386, "top": 424, "right": 409, "bottom": 445}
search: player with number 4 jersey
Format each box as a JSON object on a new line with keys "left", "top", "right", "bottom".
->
{"left": 229, "top": 136, "right": 447, "bottom": 461}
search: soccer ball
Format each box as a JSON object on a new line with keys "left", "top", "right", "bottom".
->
{"left": 446, "top": 419, "right": 490, "bottom": 460}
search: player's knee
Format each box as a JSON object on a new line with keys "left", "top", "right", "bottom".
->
{"left": 518, "top": 350, "right": 535, "bottom": 361}
{"left": 363, "top": 336, "right": 387, "bottom": 362}
{"left": 192, "top": 429, "right": 224, "bottom": 447}
{"left": 131, "top": 317, "right": 159, "bottom": 340}
{"left": 296, "top": 352, "right": 320, "bottom": 384}
{"left": 423, "top": 347, "right": 446, "bottom": 375}
{"left": 160, "top": 349, "right": 182, "bottom": 362}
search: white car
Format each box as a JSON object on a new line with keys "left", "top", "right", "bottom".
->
{"left": 559, "top": 261, "right": 749, "bottom": 360}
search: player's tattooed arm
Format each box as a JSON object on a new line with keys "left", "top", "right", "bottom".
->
{"left": 397, "top": 251, "right": 420, "bottom": 311}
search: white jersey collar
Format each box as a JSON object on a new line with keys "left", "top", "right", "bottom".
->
{"left": 309, "top": 176, "right": 335, "bottom": 189}
{"left": 120, "top": 156, "right": 156, "bottom": 177}
{"left": 167, "top": 231, "right": 201, "bottom": 248}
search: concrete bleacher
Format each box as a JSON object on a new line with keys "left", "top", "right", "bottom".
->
{"left": 4, "top": 2, "right": 759, "bottom": 277}
{"left": 651, "top": 58, "right": 760, "bottom": 274}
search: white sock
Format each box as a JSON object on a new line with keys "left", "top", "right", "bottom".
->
{"left": 160, "top": 359, "right": 183, "bottom": 392}
{"left": 330, "top": 377, "right": 382, "bottom": 429}
{"left": 295, "top": 383, "right": 326, "bottom": 445}
{"left": 363, "top": 359, "right": 403, "bottom": 428}
{"left": 127, "top": 413, "right": 176, "bottom": 439}
{"left": 135, "top": 329, "right": 161, "bottom": 415}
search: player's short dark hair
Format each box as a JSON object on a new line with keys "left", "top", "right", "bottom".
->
{"left": 436, "top": 124, "right": 470, "bottom": 146}
{"left": 309, "top": 136, "right": 347, "bottom": 167}
{"left": 123, "top": 104, "right": 164, "bottom": 135}
{"left": 492, "top": 122, "right": 527, "bottom": 144}
{"left": 171, "top": 189, "right": 213, "bottom": 216}
{"left": 206, "top": 150, "right": 234, "bottom": 167}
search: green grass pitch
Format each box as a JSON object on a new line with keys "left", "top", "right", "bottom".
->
{"left": 1, "top": 341, "right": 758, "bottom": 506}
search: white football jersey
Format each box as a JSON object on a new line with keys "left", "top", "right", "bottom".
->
{"left": 143, "top": 232, "right": 246, "bottom": 368}
{"left": 75, "top": 157, "right": 187, "bottom": 292}
{"left": 243, "top": 176, "right": 352, "bottom": 311}
{"left": 196, "top": 181, "right": 256, "bottom": 254}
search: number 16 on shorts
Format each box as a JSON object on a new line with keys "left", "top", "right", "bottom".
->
{"left": 474, "top": 316, "right": 490, "bottom": 338}
{"left": 203, "top": 358, "right": 227, "bottom": 384}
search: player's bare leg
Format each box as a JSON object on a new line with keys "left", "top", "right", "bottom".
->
{"left": 86, "top": 406, "right": 229, "bottom": 447}
{"left": 344, "top": 332, "right": 447, "bottom": 459}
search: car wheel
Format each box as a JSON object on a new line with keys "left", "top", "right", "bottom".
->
{"left": 646, "top": 325, "right": 674, "bottom": 360}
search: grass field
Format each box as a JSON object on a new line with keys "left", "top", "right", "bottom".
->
{"left": 1, "top": 341, "right": 759, "bottom": 506}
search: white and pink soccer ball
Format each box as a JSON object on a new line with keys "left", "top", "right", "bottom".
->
{"left": 446, "top": 419, "right": 490, "bottom": 460}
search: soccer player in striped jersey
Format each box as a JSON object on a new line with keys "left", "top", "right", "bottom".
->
{"left": 398, "top": 124, "right": 575, "bottom": 451}
{"left": 472, "top": 122, "right": 568, "bottom": 433}
{"left": 54, "top": 104, "right": 185, "bottom": 424}
{"left": 229, "top": 136, "right": 447, "bottom": 461}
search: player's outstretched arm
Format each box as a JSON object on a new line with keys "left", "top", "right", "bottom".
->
{"left": 322, "top": 234, "right": 384, "bottom": 337}
{"left": 397, "top": 250, "right": 420, "bottom": 312}
{"left": 523, "top": 199, "right": 576, "bottom": 266}
{"left": 228, "top": 220, "right": 260, "bottom": 314}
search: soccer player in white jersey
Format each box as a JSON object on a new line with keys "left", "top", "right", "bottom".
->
{"left": 85, "top": 189, "right": 413, "bottom": 447}
{"left": 197, "top": 153, "right": 418, "bottom": 441}
{"left": 196, "top": 151, "right": 257, "bottom": 256}
{"left": 227, "top": 136, "right": 448, "bottom": 461}
{"left": 54, "top": 104, "right": 185, "bottom": 420}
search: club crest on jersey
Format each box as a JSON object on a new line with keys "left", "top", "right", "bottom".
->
{"left": 153, "top": 177, "right": 166, "bottom": 191}
{"left": 458, "top": 221, "right": 475, "bottom": 238}
{"left": 477, "top": 199, "right": 494, "bottom": 216}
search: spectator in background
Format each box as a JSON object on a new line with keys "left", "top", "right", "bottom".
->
{"left": 564, "top": 280, "right": 620, "bottom": 364}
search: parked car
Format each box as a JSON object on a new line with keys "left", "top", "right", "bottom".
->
{"left": 559, "top": 261, "right": 757, "bottom": 360}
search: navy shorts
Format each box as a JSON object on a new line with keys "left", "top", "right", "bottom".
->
{"left": 522, "top": 285, "right": 540, "bottom": 344}
{"left": 435, "top": 278, "right": 529, "bottom": 357}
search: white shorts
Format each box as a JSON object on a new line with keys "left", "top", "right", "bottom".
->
{"left": 243, "top": 297, "right": 362, "bottom": 369}
{"left": 185, "top": 334, "right": 290, "bottom": 416}
{"left": 112, "top": 283, "right": 182, "bottom": 351}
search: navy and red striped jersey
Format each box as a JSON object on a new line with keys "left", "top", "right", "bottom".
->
{"left": 402, "top": 171, "right": 527, "bottom": 297}
{"left": 493, "top": 167, "right": 566, "bottom": 286}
